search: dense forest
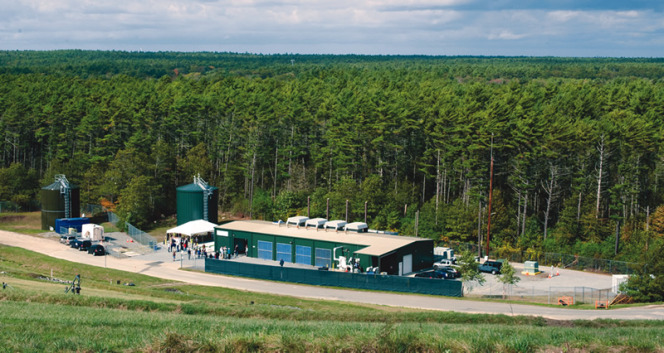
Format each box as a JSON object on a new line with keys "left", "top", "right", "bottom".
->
{"left": 1, "top": 50, "right": 664, "bottom": 264}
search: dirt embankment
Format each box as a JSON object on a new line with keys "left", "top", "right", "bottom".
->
{"left": 0, "top": 215, "right": 26, "bottom": 223}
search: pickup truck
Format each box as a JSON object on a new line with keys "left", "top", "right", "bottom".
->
{"left": 433, "top": 259, "right": 454, "bottom": 269}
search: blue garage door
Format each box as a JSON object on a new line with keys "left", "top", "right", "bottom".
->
{"left": 257, "top": 240, "right": 273, "bottom": 260}
{"left": 276, "top": 243, "right": 291, "bottom": 262}
{"left": 295, "top": 245, "right": 311, "bottom": 265}
{"left": 315, "top": 248, "right": 332, "bottom": 268}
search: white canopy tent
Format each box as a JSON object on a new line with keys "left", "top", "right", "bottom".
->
{"left": 166, "top": 219, "right": 218, "bottom": 237}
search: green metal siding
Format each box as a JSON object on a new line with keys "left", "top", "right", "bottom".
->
{"left": 213, "top": 224, "right": 432, "bottom": 274}
{"left": 378, "top": 239, "right": 433, "bottom": 275}
{"left": 40, "top": 184, "right": 80, "bottom": 230}
{"left": 176, "top": 188, "right": 203, "bottom": 226}
{"left": 176, "top": 184, "right": 219, "bottom": 225}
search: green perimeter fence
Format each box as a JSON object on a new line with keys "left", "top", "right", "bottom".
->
{"left": 205, "top": 258, "right": 463, "bottom": 297}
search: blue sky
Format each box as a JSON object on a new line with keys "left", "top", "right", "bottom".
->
{"left": 1, "top": 0, "right": 662, "bottom": 56}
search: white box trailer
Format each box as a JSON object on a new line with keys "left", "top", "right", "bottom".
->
{"left": 81, "top": 224, "right": 104, "bottom": 241}
{"left": 433, "top": 247, "right": 456, "bottom": 262}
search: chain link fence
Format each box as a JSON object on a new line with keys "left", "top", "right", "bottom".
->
{"left": 0, "top": 200, "right": 40, "bottom": 213}
{"left": 0, "top": 201, "right": 20, "bottom": 213}
{"left": 126, "top": 222, "right": 158, "bottom": 249}
{"left": 541, "top": 253, "right": 635, "bottom": 274}
{"left": 466, "top": 283, "right": 617, "bottom": 305}
{"left": 107, "top": 211, "right": 120, "bottom": 224}
{"left": 448, "top": 242, "right": 639, "bottom": 274}
{"left": 81, "top": 204, "right": 105, "bottom": 217}
{"left": 106, "top": 211, "right": 158, "bottom": 250}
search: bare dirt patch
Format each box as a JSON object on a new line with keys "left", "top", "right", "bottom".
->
{"left": 0, "top": 215, "right": 26, "bottom": 223}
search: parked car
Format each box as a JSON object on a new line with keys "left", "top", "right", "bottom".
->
{"left": 87, "top": 244, "right": 105, "bottom": 256}
{"left": 436, "top": 266, "right": 460, "bottom": 278}
{"left": 61, "top": 235, "right": 76, "bottom": 245}
{"left": 78, "top": 240, "right": 92, "bottom": 251}
{"left": 415, "top": 270, "right": 446, "bottom": 279}
{"left": 70, "top": 238, "right": 85, "bottom": 249}
{"left": 433, "top": 259, "right": 454, "bottom": 269}
{"left": 479, "top": 260, "right": 503, "bottom": 274}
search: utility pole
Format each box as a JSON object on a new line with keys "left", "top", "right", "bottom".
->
{"left": 345, "top": 200, "right": 349, "bottom": 222}
{"left": 486, "top": 134, "right": 494, "bottom": 259}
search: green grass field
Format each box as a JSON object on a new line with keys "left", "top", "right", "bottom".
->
{"left": 1, "top": 245, "right": 663, "bottom": 352}
{"left": 0, "top": 211, "right": 175, "bottom": 239}
{"left": 0, "top": 212, "right": 44, "bottom": 234}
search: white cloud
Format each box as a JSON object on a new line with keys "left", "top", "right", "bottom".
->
{"left": 488, "top": 30, "right": 527, "bottom": 40}
{"left": 548, "top": 11, "right": 581, "bottom": 23}
{"left": 0, "top": 0, "right": 662, "bottom": 56}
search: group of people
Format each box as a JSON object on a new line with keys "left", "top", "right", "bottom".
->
{"left": 165, "top": 234, "right": 247, "bottom": 262}
{"left": 167, "top": 234, "right": 214, "bottom": 261}
{"left": 219, "top": 244, "right": 241, "bottom": 259}
{"left": 166, "top": 233, "right": 192, "bottom": 253}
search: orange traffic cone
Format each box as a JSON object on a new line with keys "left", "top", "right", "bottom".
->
{"left": 556, "top": 270, "right": 560, "bottom": 276}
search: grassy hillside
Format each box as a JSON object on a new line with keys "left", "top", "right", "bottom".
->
{"left": 0, "top": 212, "right": 43, "bottom": 234}
{"left": 1, "top": 245, "right": 663, "bottom": 352}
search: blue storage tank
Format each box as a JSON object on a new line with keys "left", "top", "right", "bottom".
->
{"left": 55, "top": 217, "right": 90, "bottom": 234}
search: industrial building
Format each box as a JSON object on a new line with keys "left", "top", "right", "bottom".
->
{"left": 214, "top": 218, "right": 433, "bottom": 275}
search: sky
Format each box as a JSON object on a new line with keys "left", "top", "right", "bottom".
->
{"left": 1, "top": 0, "right": 663, "bottom": 57}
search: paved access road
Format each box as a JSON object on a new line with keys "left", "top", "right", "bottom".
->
{"left": 1, "top": 230, "right": 663, "bottom": 321}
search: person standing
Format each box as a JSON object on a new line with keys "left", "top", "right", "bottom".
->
{"left": 187, "top": 248, "right": 191, "bottom": 260}
{"left": 172, "top": 250, "right": 176, "bottom": 261}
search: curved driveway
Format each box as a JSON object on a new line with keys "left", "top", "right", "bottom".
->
{"left": 1, "top": 230, "right": 663, "bottom": 321}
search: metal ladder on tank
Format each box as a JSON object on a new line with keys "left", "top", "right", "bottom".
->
{"left": 194, "top": 174, "right": 213, "bottom": 222}
{"left": 56, "top": 174, "right": 71, "bottom": 219}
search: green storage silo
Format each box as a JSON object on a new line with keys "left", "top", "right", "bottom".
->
{"left": 176, "top": 176, "right": 218, "bottom": 225}
{"left": 41, "top": 175, "right": 80, "bottom": 230}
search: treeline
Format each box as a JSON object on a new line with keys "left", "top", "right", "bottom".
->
{"left": 3, "top": 50, "right": 664, "bottom": 80}
{"left": 1, "top": 51, "right": 664, "bottom": 263}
